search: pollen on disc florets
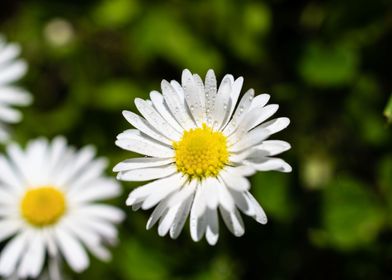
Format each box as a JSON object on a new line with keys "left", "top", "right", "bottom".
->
{"left": 173, "top": 123, "right": 229, "bottom": 178}
{"left": 21, "top": 186, "right": 67, "bottom": 227}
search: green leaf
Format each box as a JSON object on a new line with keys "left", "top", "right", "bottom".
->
{"left": 299, "top": 42, "right": 359, "bottom": 87}
{"left": 321, "top": 177, "right": 385, "bottom": 250}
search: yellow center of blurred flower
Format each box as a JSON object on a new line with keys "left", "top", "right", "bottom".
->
{"left": 173, "top": 124, "right": 229, "bottom": 178}
{"left": 21, "top": 187, "right": 66, "bottom": 227}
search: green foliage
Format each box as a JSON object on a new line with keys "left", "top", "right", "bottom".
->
{"left": 299, "top": 41, "right": 359, "bottom": 87}
{"left": 320, "top": 177, "right": 385, "bottom": 250}
{"left": 1, "top": 0, "right": 391, "bottom": 278}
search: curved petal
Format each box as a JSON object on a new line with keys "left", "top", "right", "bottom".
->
{"left": 135, "top": 98, "right": 181, "bottom": 141}
{"left": 161, "top": 80, "right": 196, "bottom": 130}
{"left": 122, "top": 110, "right": 172, "bottom": 145}
{"left": 55, "top": 228, "right": 89, "bottom": 273}
{"left": 113, "top": 157, "right": 174, "bottom": 172}
{"left": 149, "top": 91, "right": 184, "bottom": 132}
{"left": 182, "top": 70, "right": 206, "bottom": 126}
{"left": 117, "top": 164, "right": 177, "bottom": 182}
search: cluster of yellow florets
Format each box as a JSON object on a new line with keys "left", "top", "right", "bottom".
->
{"left": 173, "top": 124, "right": 229, "bottom": 178}
{"left": 21, "top": 186, "right": 66, "bottom": 227}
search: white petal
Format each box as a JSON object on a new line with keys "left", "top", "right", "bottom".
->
{"left": 212, "top": 75, "right": 232, "bottom": 130}
{"left": 190, "top": 211, "right": 207, "bottom": 242}
{"left": 245, "top": 158, "right": 292, "bottom": 173}
{"left": 249, "top": 93, "right": 270, "bottom": 110}
{"left": 149, "top": 91, "right": 184, "bottom": 132}
{"left": 0, "top": 106, "right": 22, "bottom": 123}
{"left": 77, "top": 204, "right": 125, "bottom": 223}
{"left": 228, "top": 189, "right": 255, "bottom": 216}
{"left": 243, "top": 104, "right": 280, "bottom": 133}
{"left": 169, "top": 194, "right": 194, "bottom": 239}
{"left": 255, "top": 140, "right": 291, "bottom": 156}
{"left": 0, "top": 86, "right": 31, "bottom": 105}
{"left": 47, "top": 136, "right": 68, "bottom": 175}
{"left": 134, "top": 98, "right": 182, "bottom": 141}
{"left": 0, "top": 60, "right": 27, "bottom": 85}
{"left": 259, "top": 117, "right": 290, "bottom": 135}
{"left": 190, "top": 184, "right": 207, "bottom": 241}
{"left": 219, "top": 207, "right": 245, "bottom": 237}
{"left": 222, "top": 89, "right": 254, "bottom": 135}
{"left": 229, "top": 117, "right": 290, "bottom": 152}
{"left": 17, "top": 232, "right": 45, "bottom": 279}
{"left": 219, "top": 168, "right": 250, "bottom": 191}
{"left": 190, "top": 182, "right": 207, "bottom": 218}
{"left": 117, "top": 164, "right": 177, "bottom": 182}
{"left": 161, "top": 80, "right": 196, "bottom": 130}
{"left": 141, "top": 174, "right": 187, "bottom": 210}
{"left": 0, "top": 43, "right": 20, "bottom": 66}
{"left": 72, "top": 217, "right": 118, "bottom": 243}
{"left": 158, "top": 203, "right": 181, "bottom": 237}
{"left": 205, "top": 208, "right": 219, "bottom": 246}
{"left": 55, "top": 228, "right": 89, "bottom": 272}
{"left": 63, "top": 158, "right": 107, "bottom": 191}
{"left": 220, "top": 77, "right": 244, "bottom": 129}
{"left": 167, "top": 179, "right": 197, "bottom": 208}
{"left": 170, "top": 80, "right": 185, "bottom": 100}
{"left": 63, "top": 218, "right": 111, "bottom": 261}
{"left": 231, "top": 165, "right": 257, "bottom": 176}
{"left": 245, "top": 192, "right": 267, "bottom": 224}
{"left": 113, "top": 157, "right": 174, "bottom": 172}
{"left": 229, "top": 148, "right": 255, "bottom": 163}
{"left": 0, "top": 187, "right": 17, "bottom": 204}
{"left": 23, "top": 138, "right": 49, "bottom": 185}
{"left": 228, "top": 104, "right": 279, "bottom": 147}
{"left": 182, "top": 69, "right": 205, "bottom": 126}
{"left": 55, "top": 145, "right": 96, "bottom": 187}
{"left": 42, "top": 228, "right": 58, "bottom": 257}
{"left": 0, "top": 231, "right": 29, "bottom": 277}
{"left": 0, "top": 154, "right": 23, "bottom": 192}
{"left": 146, "top": 198, "right": 169, "bottom": 230}
{"left": 69, "top": 179, "right": 121, "bottom": 203}
{"left": 122, "top": 110, "right": 172, "bottom": 145}
{"left": 217, "top": 180, "right": 235, "bottom": 212}
{"left": 203, "top": 177, "right": 219, "bottom": 209}
{"left": 126, "top": 173, "right": 183, "bottom": 206}
{"left": 0, "top": 220, "right": 22, "bottom": 243}
{"left": 115, "top": 135, "right": 174, "bottom": 158}
{"left": 204, "top": 69, "right": 217, "bottom": 126}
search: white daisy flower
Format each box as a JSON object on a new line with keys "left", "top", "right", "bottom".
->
{"left": 114, "top": 69, "right": 291, "bottom": 245}
{"left": 0, "top": 137, "right": 124, "bottom": 279}
{"left": 0, "top": 35, "right": 32, "bottom": 142}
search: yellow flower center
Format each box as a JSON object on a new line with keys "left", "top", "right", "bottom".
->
{"left": 21, "top": 186, "right": 66, "bottom": 227}
{"left": 173, "top": 124, "right": 229, "bottom": 178}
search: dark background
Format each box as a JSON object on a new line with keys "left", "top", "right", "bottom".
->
{"left": 1, "top": 0, "right": 392, "bottom": 279}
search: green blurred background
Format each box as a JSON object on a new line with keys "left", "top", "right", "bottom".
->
{"left": 1, "top": 0, "right": 392, "bottom": 279}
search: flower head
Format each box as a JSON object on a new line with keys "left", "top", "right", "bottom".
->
{"left": 115, "top": 69, "right": 291, "bottom": 245}
{"left": 0, "top": 35, "right": 32, "bottom": 142}
{"left": 0, "top": 137, "right": 124, "bottom": 279}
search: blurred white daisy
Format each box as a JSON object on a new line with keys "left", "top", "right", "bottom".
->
{"left": 0, "top": 137, "right": 124, "bottom": 279}
{"left": 0, "top": 35, "right": 32, "bottom": 142}
{"left": 114, "top": 69, "right": 291, "bottom": 245}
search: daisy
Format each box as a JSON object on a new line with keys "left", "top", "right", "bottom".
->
{"left": 0, "top": 35, "right": 32, "bottom": 142}
{"left": 114, "top": 69, "right": 291, "bottom": 245}
{"left": 0, "top": 137, "right": 124, "bottom": 279}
